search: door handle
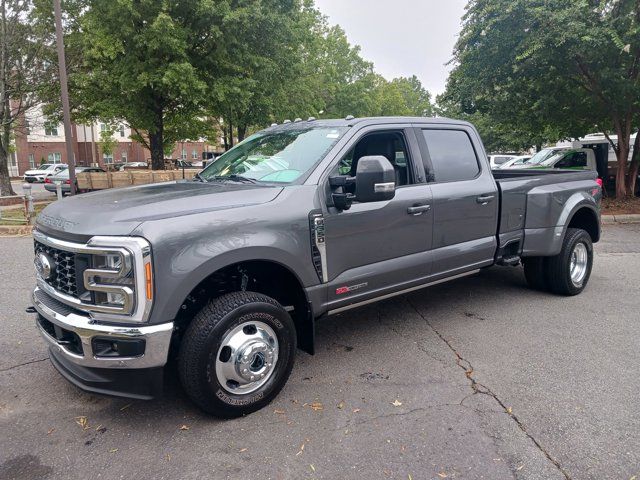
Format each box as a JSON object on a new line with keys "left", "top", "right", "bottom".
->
{"left": 407, "top": 204, "right": 431, "bottom": 215}
{"left": 476, "top": 194, "right": 495, "bottom": 204}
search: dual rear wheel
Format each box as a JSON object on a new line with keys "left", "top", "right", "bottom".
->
{"left": 523, "top": 228, "right": 593, "bottom": 296}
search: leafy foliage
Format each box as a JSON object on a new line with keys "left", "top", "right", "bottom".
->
{"left": 443, "top": 0, "right": 640, "bottom": 197}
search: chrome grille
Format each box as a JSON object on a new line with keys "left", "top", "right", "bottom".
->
{"left": 34, "top": 240, "right": 79, "bottom": 297}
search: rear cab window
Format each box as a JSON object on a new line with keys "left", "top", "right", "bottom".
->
{"left": 421, "top": 129, "right": 480, "bottom": 182}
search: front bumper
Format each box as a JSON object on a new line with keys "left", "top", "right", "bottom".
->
{"left": 33, "top": 287, "right": 173, "bottom": 398}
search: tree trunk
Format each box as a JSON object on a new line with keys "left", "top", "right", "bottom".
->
{"left": 149, "top": 131, "right": 164, "bottom": 170}
{"left": 228, "top": 118, "right": 234, "bottom": 148}
{"left": 614, "top": 131, "right": 630, "bottom": 199}
{"left": 0, "top": 144, "right": 16, "bottom": 196}
{"left": 237, "top": 124, "right": 247, "bottom": 143}
{"left": 626, "top": 132, "right": 640, "bottom": 197}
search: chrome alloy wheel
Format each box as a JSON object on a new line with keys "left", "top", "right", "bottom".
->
{"left": 569, "top": 242, "right": 588, "bottom": 286}
{"left": 215, "top": 320, "right": 279, "bottom": 395}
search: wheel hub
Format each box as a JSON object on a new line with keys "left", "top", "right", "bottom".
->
{"left": 215, "top": 321, "right": 279, "bottom": 395}
{"left": 569, "top": 242, "right": 588, "bottom": 286}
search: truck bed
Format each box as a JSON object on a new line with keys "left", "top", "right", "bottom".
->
{"left": 491, "top": 168, "right": 599, "bottom": 254}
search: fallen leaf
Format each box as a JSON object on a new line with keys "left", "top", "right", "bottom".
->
{"left": 296, "top": 443, "right": 305, "bottom": 455}
{"left": 109, "top": 448, "right": 118, "bottom": 454}
{"left": 47, "top": 428, "right": 55, "bottom": 435}
{"left": 274, "top": 409, "right": 285, "bottom": 415}
{"left": 75, "top": 416, "right": 90, "bottom": 430}
{"left": 408, "top": 475, "right": 413, "bottom": 480}
{"left": 310, "top": 464, "right": 315, "bottom": 472}
{"left": 337, "top": 401, "right": 345, "bottom": 410}
{"left": 392, "top": 399, "right": 402, "bottom": 407}
{"left": 179, "top": 425, "right": 190, "bottom": 431}
{"left": 437, "top": 473, "right": 448, "bottom": 478}
{"left": 120, "top": 403, "right": 132, "bottom": 411}
{"left": 516, "top": 465, "right": 524, "bottom": 471}
{"left": 352, "top": 408, "right": 361, "bottom": 413}
{"left": 310, "top": 402, "right": 323, "bottom": 411}
{"left": 506, "top": 407, "right": 513, "bottom": 414}
{"left": 239, "top": 448, "right": 248, "bottom": 453}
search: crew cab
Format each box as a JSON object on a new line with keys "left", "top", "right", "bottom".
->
{"left": 29, "top": 117, "right": 601, "bottom": 418}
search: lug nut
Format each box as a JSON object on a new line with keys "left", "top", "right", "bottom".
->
{"left": 250, "top": 376, "right": 255, "bottom": 381}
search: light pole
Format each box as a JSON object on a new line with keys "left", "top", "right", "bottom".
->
{"left": 53, "top": 0, "right": 76, "bottom": 195}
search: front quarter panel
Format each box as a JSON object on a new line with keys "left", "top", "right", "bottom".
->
{"left": 134, "top": 186, "right": 321, "bottom": 324}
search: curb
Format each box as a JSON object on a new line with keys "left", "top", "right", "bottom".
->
{"left": 601, "top": 214, "right": 640, "bottom": 224}
{"left": 0, "top": 225, "right": 33, "bottom": 237}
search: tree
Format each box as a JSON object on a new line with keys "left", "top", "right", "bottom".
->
{"left": 444, "top": 0, "right": 640, "bottom": 197}
{"left": 98, "top": 125, "right": 118, "bottom": 163}
{"left": 0, "top": 0, "right": 54, "bottom": 196}
{"left": 69, "top": 0, "right": 234, "bottom": 169}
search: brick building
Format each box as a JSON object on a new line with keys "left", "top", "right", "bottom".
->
{"left": 9, "top": 104, "right": 215, "bottom": 177}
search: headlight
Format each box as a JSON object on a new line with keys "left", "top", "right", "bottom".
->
{"left": 84, "top": 236, "right": 153, "bottom": 323}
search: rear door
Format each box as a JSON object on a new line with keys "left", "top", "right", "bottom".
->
{"left": 416, "top": 125, "right": 499, "bottom": 276}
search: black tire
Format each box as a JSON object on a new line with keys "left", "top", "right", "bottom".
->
{"left": 178, "top": 291, "right": 296, "bottom": 418}
{"left": 523, "top": 257, "right": 548, "bottom": 291}
{"left": 545, "top": 228, "right": 593, "bottom": 296}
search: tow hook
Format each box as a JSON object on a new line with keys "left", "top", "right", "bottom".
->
{"left": 25, "top": 306, "right": 37, "bottom": 314}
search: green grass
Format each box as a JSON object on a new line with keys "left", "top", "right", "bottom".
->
{"left": 0, "top": 203, "right": 49, "bottom": 226}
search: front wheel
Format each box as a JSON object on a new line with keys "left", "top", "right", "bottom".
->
{"left": 178, "top": 291, "right": 296, "bottom": 418}
{"left": 545, "top": 228, "right": 594, "bottom": 296}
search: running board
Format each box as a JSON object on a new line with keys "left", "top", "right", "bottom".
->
{"left": 328, "top": 269, "right": 481, "bottom": 315}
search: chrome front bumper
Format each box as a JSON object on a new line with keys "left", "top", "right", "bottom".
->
{"left": 33, "top": 287, "right": 173, "bottom": 369}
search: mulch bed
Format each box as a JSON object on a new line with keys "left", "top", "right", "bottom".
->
{"left": 602, "top": 196, "right": 640, "bottom": 216}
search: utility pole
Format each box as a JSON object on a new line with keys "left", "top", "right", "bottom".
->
{"left": 53, "top": 0, "right": 76, "bottom": 194}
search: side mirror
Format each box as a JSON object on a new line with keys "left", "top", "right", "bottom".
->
{"left": 355, "top": 155, "right": 396, "bottom": 203}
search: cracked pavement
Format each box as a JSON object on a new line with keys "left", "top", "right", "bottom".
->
{"left": 1, "top": 224, "right": 639, "bottom": 479}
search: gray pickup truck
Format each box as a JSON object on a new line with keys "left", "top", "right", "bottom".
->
{"left": 29, "top": 117, "right": 601, "bottom": 417}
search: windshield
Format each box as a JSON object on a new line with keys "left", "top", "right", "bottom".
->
{"left": 199, "top": 127, "right": 348, "bottom": 184}
{"left": 527, "top": 148, "right": 565, "bottom": 165}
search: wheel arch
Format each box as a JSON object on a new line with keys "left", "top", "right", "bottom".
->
{"left": 566, "top": 206, "right": 600, "bottom": 242}
{"left": 173, "top": 258, "right": 315, "bottom": 355}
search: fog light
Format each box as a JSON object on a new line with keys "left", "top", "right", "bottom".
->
{"left": 92, "top": 338, "right": 146, "bottom": 357}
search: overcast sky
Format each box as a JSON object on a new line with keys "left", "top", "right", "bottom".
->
{"left": 313, "top": 0, "right": 467, "bottom": 96}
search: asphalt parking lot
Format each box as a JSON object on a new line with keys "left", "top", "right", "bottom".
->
{"left": 1, "top": 224, "right": 639, "bottom": 480}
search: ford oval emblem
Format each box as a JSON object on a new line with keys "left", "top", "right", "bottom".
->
{"left": 34, "top": 252, "right": 53, "bottom": 280}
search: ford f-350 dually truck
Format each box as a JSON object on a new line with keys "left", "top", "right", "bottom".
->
{"left": 29, "top": 117, "right": 601, "bottom": 417}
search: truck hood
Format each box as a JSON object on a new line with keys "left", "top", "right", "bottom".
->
{"left": 36, "top": 181, "right": 283, "bottom": 238}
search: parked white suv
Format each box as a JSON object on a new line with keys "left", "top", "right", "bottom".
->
{"left": 23, "top": 164, "right": 67, "bottom": 183}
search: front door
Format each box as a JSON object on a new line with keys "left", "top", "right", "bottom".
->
{"left": 322, "top": 126, "right": 433, "bottom": 312}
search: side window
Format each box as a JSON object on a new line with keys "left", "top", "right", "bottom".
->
{"left": 556, "top": 152, "right": 587, "bottom": 169}
{"left": 422, "top": 130, "right": 480, "bottom": 182}
{"left": 336, "top": 131, "right": 413, "bottom": 186}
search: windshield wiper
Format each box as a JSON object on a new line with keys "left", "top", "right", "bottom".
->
{"left": 211, "top": 174, "right": 258, "bottom": 184}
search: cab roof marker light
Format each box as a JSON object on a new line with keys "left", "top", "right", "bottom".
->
{"left": 294, "top": 118, "right": 302, "bottom": 122}
{"left": 345, "top": 115, "right": 355, "bottom": 120}
{"left": 308, "top": 117, "right": 316, "bottom": 122}
{"left": 283, "top": 119, "right": 291, "bottom": 124}
{"left": 270, "top": 123, "right": 278, "bottom": 127}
